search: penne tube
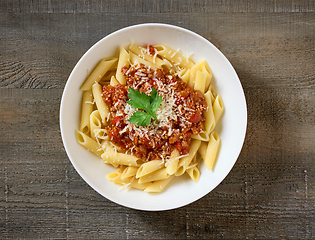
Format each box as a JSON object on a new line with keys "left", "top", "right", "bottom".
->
{"left": 190, "top": 60, "right": 206, "bottom": 78}
{"left": 121, "top": 166, "right": 139, "bottom": 179}
{"left": 99, "top": 71, "right": 116, "bottom": 85}
{"left": 95, "top": 129, "right": 109, "bottom": 141}
{"left": 110, "top": 75, "right": 120, "bottom": 86}
{"left": 80, "top": 58, "right": 117, "bottom": 90}
{"left": 101, "top": 149, "right": 142, "bottom": 167}
{"left": 191, "top": 130, "right": 210, "bottom": 141}
{"left": 186, "top": 165, "right": 200, "bottom": 183}
{"left": 208, "top": 84, "right": 217, "bottom": 103}
{"left": 175, "top": 139, "right": 201, "bottom": 176}
{"left": 204, "top": 131, "right": 221, "bottom": 170}
{"left": 154, "top": 45, "right": 194, "bottom": 69}
{"left": 75, "top": 130, "right": 103, "bottom": 157}
{"left": 202, "top": 63, "right": 213, "bottom": 90}
{"left": 166, "top": 149, "right": 180, "bottom": 175}
{"left": 144, "top": 175, "right": 175, "bottom": 193}
{"left": 194, "top": 70, "right": 206, "bottom": 93}
{"left": 106, "top": 171, "right": 121, "bottom": 181}
{"left": 213, "top": 95, "right": 224, "bottom": 125}
{"left": 103, "top": 70, "right": 116, "bottom": 80}
{"left": 129, "top": 44, "right": 166, "bottom": 67}
{"left": 138, "top": 168, "right": 170, "bottom": 184}
{"left": 89, "top": 110, "right": 102, "bottom": 140}
{"left": 116, "top": 47, "right": 130, "bottom": 85}
{"left": 176, "top": 69, "right": 190, "bottom": 84}
{"left": 129, "top": 179, "right": 152, "bottom": 190}
{"left": 162, "top": 58, "right": 176, "bottom": 72}
{"left": 79, "top": 90, "right": 93, "bottom": 134}
{"left": 136, "top": 160, "right": 165, "bottom": 178}
{"left": 204, "top": 90, "right": 215, "bottom": 134}
{"left": 198, "top": 141, "right": 208, "bottom": 161}
{"left": 92, "top": 82, "right": 110, "bottom": 124}
{"left": 129, "top": 52, "right": 159, "bottom": 70}
{"left": 106, "top": 171, "right": 134, "bottom": 186}
{"left": 106, "top": 166, "right": 126, "bottom": 182}
{"left": 100, "top": 143, "right": 119, "bottom": 167}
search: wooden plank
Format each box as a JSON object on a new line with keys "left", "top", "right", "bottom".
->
{"left": 0, "top": 89, "right": 65, "bottom": 161}
{"left": 1, "top": 0, "right": 314, "bottom": 13}
{"left": 0, "top": 13, "right": 314, "bottom": 90}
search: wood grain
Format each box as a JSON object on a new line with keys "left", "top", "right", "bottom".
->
{"left": 1, "top": 13, "right": 314, "bottom": 90}
{"left": 1, "top": 0, "right": 314, "bottom": 13}
{"left": 1, "top": 1, "right": 314, "bottom": 239}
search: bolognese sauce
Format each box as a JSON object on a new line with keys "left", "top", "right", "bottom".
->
{"left": 102, "top": 63, "right": 207, "bottom": 161}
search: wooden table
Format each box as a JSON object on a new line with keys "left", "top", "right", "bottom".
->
{"left": 1, "top": 1, "right": 314, "bottom": 239}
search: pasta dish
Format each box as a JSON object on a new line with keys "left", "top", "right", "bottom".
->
{"left": 75, "top": 44, "right": 224, "bottom": 193}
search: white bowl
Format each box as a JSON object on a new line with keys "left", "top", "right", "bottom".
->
{"left": 60, "top": 23, "right": 247, "bottom": 211}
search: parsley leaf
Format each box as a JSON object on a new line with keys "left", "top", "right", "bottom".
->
{"left": 127, "top": 87, "right": 163, "bottom": 126}
{"left": 129, "top": 111, "right": 152, "bottom": 126}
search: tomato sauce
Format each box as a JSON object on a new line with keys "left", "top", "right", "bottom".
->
{"left": 102, "top": 63, "right": 207, "bottom": 161}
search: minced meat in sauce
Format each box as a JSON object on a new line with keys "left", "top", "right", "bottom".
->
{"left": 102, "top": 63, "right": 207, "bottom": 161}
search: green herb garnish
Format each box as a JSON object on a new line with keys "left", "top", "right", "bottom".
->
{"left": 127, "top": 87, "right": 163, "bottom": 127}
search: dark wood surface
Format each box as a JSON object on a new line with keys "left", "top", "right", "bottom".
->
{"left": 1, "top": 0, "right": 314, "bottom": 239}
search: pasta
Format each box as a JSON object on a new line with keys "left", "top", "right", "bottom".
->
{"left": 115, "top": 47, "right": 130, "bottom": 85}
{"left": 92, "top": 82, "right": 110, "bottom": 124}
{"left": 175, "top": 139, "right": 201, "bottom": 176}
{"left": 79, "top": 90, "right": 93, "bottom": 134}
{"left": 76, "top": 44, "right": 224, "bottom": 193}
{"left": 89, "top": 110, "right": 102, "bottom": 140}
{"left": 136, "top": 160, "right": 164, "bottom": 178}
{"left": 75, "top": 130, "right": 104, "bottom": 158}
{"left": 80, "top": 58, "right": 117, "bottom": 91}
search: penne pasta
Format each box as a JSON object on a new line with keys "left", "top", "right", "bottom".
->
{"left": 154, "top": 44, "right": 194, "bottom": 69}
{"left": 186, "top": 165, "right": 200, "bottom": 183}
{"left": 136, "top": 160, "right": 165, "bottom": 178}
{"left": 116, "top": 47, "right": 130, "bottom": 85}
{"left": 202, "top": 63, "right": 213, "bottom": 90}
{"left": 175, "top": 139, "right": 201, "bottom": 176}
{"left": 80, "top": 58, "right": 117, "bottom": 91}
{"left": 204, "top": 90, "right": 215, "bottom": 134}
{"left": 204, "top": 131, "right": 221, "bottom": 170}
{"left": 92, "top": 82, "right": 110, "bottom": 124}
{"left": 138, "top": 168, "right": 170, "bottom": 184}
{"left": 190, "top": 60, "right": 206, "bottom": 77}
{"left": 213, "top": 95, "right": 224, "bottom": 125}
{"left": 106, "top": 171, "right": 134, "bottom": 187}
{"left": 166, "top": 149, "right": 180, "bottom": 175}
{"left": 198, "top": 141, "right": 208, "bottom": 161}
{"left": 144, "top": 175, "right": 175, "bottom": 193}
{"left": 75, "top": 130, "right": 103, "bottom": 157}
{"left": 106, "top": 166, "right": 125, "bottom": 182}
{"left": 121, "top": 166, "right": 139, "bottom": 179}
{"left": 109, "top": 75, "right": 120, "bottom": 86}
{"left": 129, "top": 52, "right": 159, "bottom": 70}
{"left": 89, "top": 110, "right": 102, "bottom": 140}
{"left": 129, "top": 44, "right": 166, "bottom": 68}
{"left": 176, "top": 69, "right": 190, "bottom": 84}
{"left": 129, "top": 179, "right": 152, "bottom": 190}
{"left": 208, "top": 84, "right": 217, "bottom": 103}
{"left": 194, "top": 70, "right": 206, "bottom": 93}
{"left": 191, "top": 130, "right": 210, "bottom": 141}
{"left": 101, "top": 149, "right": 143, "bottom": 167}
{"left": 79, "top": 90, "right": 93, "bottom": 134}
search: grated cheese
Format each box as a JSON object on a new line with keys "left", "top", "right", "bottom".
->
{"left": 102, "top": 60, "right": 207, "bottom": 161}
